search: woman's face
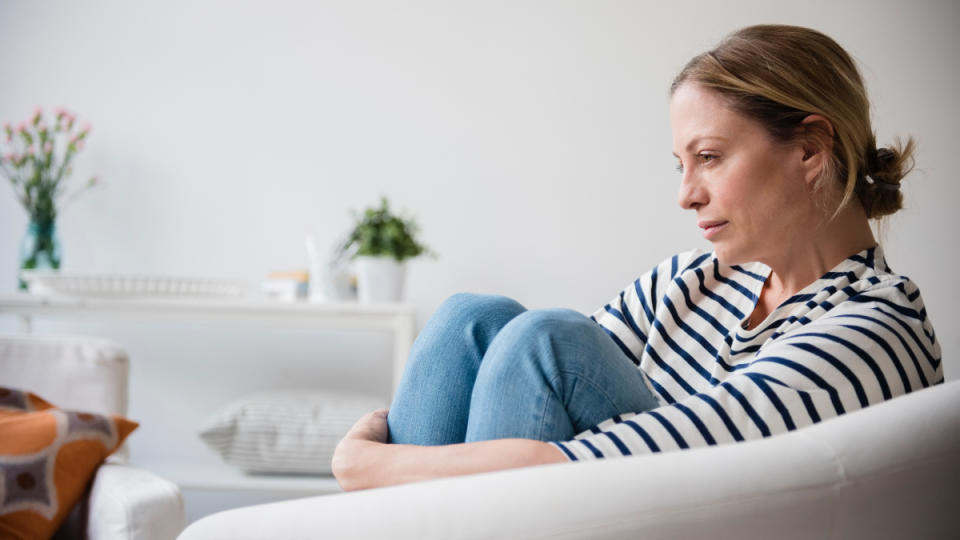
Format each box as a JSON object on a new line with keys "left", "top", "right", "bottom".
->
{"left": 670, "top": 83, "right": 810, "bottom": 266}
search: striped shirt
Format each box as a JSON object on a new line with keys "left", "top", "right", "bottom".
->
{"left": 550, "top": 245, "right": 943, "bottom": 461}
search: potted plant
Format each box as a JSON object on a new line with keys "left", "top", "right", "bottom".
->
{"left": 339, "top": 197, "right": 430, "bottom": 303}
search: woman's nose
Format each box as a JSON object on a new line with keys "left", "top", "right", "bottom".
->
{"left": 677, "top": 172, "right": 707, "bottom": 210}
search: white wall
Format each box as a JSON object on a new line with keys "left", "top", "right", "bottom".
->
{"left": 1, "top": 0, "right": 958, "bottom": 519}
{"left": 1, "top": 0, "right": 955, "bottom": 327}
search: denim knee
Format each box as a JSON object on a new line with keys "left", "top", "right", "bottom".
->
{"left": 432, "top": 293, "right": 526, "bottom": 328}
{"left": 406, "top": 293, "right": 527, "bottom": 373}
{"left": 480, "top": 308, "right": 595, "bottom": 373}
{"left": 502, "top": 308, "right": 593, "bottom": 339}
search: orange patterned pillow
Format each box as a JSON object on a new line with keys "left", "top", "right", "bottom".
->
{"left": 0, "top": 386, "right": 138, "bottom": 540}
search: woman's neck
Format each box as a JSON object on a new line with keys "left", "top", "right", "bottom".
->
{"left": 750, "top": 201, "right": 876, "bottom": 326}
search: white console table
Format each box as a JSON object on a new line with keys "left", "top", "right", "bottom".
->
{"left": 0, "top": 293, "right": 417, "bottom": 392}
{"left": 0, "top": 293, "right": 418, "bottom": 497}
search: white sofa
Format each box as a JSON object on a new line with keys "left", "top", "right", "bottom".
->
{"left": 1, "top": 335, "right": 186, "bottom": 540}
{"left": 181, "top": 379, "right": 960, "bottom": 539}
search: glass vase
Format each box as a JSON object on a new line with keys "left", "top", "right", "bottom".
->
{"left": 19, "top": 218, "right": 62, "bottom": 290}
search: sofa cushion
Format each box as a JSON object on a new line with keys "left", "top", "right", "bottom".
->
{"left": 198, "top": 391, "right": 386, "bottom": 474}
{"left": 0, "top": 386, "right": 138, "bottom": 540}
{"left": 0, "top": 335, "right": 129, "bottom": 417}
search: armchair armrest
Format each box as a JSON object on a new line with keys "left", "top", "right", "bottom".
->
{"left": 180, "top": 381, "right": 959, "bottom": 539}
{"left": 87, "top": 463, "right": 185, "bottom": 540}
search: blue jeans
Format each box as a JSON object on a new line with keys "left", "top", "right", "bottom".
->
{"left": 387, "top": 293, "right": 660, "bottom": 445}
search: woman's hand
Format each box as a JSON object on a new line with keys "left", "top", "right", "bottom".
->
{"left": 333, "top": 408, "right": 569, "bottom": 492}
{"left": 342, "top": 407, "right": 390, "bottom": 444}
{"left": 332, "top": 408, "right": 390, "bottom": 491}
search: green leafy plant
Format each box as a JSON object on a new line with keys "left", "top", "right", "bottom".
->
{"left": 0, "top": 107, "right": 98, "bottom": 223}
{"left": 340, "top": 197, "right": 431, "bottom": 262}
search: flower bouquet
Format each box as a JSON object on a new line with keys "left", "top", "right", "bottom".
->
{"left": 0, "top": 108, "right": 98, "bottom": 289}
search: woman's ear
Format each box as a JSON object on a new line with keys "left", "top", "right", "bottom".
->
{"left": 799, "top": 114, "right": 835, "bottom": 185}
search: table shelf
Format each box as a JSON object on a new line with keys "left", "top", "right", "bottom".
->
{"left": 0, "top": 292, "right": 416, "bottom": 391}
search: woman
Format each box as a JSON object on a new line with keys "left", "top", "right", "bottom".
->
{"left": 332, "top": 24, "right": 942, "bottom": 490}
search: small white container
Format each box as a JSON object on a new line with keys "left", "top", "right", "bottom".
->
{"left": 354, "top": 256, "right": 406, "bottom": 303}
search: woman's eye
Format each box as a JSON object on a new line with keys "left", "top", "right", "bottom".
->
{"left": 676, "top": 153, "right": 718, "bottom": 173}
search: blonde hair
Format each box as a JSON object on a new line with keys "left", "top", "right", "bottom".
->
{"left": 671, "top": 24, "right": 913, "bottom": 219}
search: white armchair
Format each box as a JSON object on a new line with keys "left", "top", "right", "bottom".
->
{"left": 180, "top": 379, "right": 960, "bottom": 539}
{"left": 1, "top": 335, "right": 185, "bottom": 540}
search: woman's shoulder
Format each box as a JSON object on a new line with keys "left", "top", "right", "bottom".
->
{"left": 782, "top": 267, "right": 942, "bottom": 385}
{"left": 830, "top": 269, "right": 932, "bottom": 332}
{"left": 829, "top": 245, "right": 927, "bottom": 310}
{"left": 800, "top": 246, "right": 939, "bottom": 355}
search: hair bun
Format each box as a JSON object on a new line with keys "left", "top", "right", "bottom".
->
{"left": 859, "top": 140, "right": 914, "bottom": 218}
{"left": 867, "top": 148, "right": 901, "bottom": 191}
{"left": 874, "top": 147, "right": 896, "bottom": 168}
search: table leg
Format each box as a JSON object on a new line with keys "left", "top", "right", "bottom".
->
{"left": 18, "top": 314, "right": 33, "bottom": 334}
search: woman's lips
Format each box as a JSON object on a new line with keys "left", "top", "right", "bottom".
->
{"left": 700, "top": 221, "right": 728, "bottom": 240}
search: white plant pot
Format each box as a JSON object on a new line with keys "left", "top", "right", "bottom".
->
{"left": 354, "top": 256, "right": 407, "bottom": 303}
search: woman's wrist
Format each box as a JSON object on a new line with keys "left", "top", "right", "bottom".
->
{"left": 332, "top": 438, "right": 387, "bottom": 491}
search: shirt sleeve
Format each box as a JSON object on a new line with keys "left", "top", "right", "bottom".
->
{"left": 552, "top": 278, "right": 943, "bottom": 461}
{"left": 589, "top": 249, "right": 702, "bottom": 366}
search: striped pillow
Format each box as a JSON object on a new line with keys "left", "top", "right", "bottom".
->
{"left": 198, "top": 391, "right": 386, "bottom": 475}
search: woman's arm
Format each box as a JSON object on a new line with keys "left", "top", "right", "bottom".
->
{"left": 331, "top": 409, "right": 568, "bottom": 491}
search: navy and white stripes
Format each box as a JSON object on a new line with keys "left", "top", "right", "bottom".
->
{"left": 551, "top": 246, "right": 942, "bottom": 461}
